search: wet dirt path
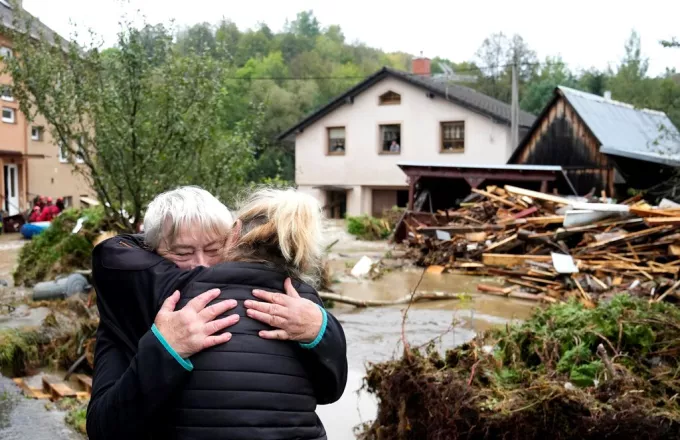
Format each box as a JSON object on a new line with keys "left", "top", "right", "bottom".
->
{"left": 0, "top": 233, "right": 81, "bottom": 439}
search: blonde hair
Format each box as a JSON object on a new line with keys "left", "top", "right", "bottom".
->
{"left": 144, "top": 186, "right": 233, "bottom": 250}
{"left": 227, "top": 188, "right": 324, "bottom": 287}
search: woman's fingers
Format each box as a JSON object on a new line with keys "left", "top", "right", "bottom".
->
{"left": 246, "top": 308, "right": 286, "bottom": 328}
{"left": 258, "top": 329, "right": 290, "bottom": 340}
{"left": 205, "top": 314, "right": 240, "bottom": 335}
{"left": 187, "top": 288, "right": 221, "bottom": 312}
{"left": 203, "top": 332, "right": 233, "bottom": 349}
{"left": 159, "top": 291, "right": 180, "bottom": 313}
{"left": 252, "top": 289, "right": 288, "bottom": 305}
{"left": 244, "top": 299, "right": 288, "bottom": 318}
{"left": 199, "top": 299, "right": 237, "bottom": 321}
{"left": 283, "top": 278, "right": 301, "bottom": 298}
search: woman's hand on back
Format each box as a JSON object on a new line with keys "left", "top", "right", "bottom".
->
{"left": 245, "top": 278, "right": 323, "bottom": 343}
{"left": 154, "top": 289, "right": 240, "bottom": 358}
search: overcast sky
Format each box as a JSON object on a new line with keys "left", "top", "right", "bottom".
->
{"left": 22, "top": 0, "right": 680, "bottom": 76}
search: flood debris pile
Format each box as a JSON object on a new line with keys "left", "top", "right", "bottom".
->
{"left": 0, "top": 300, "right": 97, "bottom": 377}
{"left": 396, "top": 185, "right": 680, "bottom": 305}
{"left": 347, "top": 215, "right": 394, "bottom": 240}
{"left": 359, "top": 295, "right": 680, "bottom": 440}
{"left": 13, "top": 206, "right": 112, "bottom": 286}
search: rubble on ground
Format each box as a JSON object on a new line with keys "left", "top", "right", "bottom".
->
{"left": 359, "top": 295, "right": 680, "bottom": 440}
{"left": 395, "top": 185, "right": 680, "bottom": 305}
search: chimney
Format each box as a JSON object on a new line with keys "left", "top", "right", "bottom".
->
{"left": 603, "top": 90, "right": 612, "bottom": 100}
{"left": 411, "top": 52, "right": 431, "bottom": 77}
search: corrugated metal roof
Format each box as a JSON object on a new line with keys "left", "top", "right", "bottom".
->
{"left": 559, "top": 86, "right": 680, "bottom": 166}
{"left": 397, "top": 161, "right": 563, "bottom": 172}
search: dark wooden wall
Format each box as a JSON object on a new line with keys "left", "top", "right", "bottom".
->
{"left": 511, "top": 96, "right": 616, "bottom": 196}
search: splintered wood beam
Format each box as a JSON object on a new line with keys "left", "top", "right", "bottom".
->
{"left": 482, "top": 254, "right": 553, "bottom": 268}
{"left": 504, "top": 185, "right": 572, "bottom": 205}
{"left": 471, "top": 188, "right": 517, "bottom": 208}
{"left": 583, "top": 225, "right": 670, "bottom": 250}
{"left": 645, "top": 217, "right": 680, "bottom": 225}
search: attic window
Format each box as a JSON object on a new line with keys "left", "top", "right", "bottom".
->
{"left": 379, "top": 91, "right": 401, "bottom": 105}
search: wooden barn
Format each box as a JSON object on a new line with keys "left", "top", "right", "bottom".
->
{"left": 509, "top": 86, "right": 680, "bottom": 197}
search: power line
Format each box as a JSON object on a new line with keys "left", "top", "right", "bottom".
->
{"left": 220, "top": 61, "right": 544, "bottom": 81}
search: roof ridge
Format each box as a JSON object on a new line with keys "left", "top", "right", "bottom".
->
{"left": 558, "top": 85, "right": 667, "bottom": 117}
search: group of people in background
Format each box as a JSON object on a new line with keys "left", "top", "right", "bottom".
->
{"left": 28, "top": 195, "right": 65, "bottom": 222}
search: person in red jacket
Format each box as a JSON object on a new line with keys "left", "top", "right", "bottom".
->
{"left": 29, "top": 206, "right": 41, "bottom": 222}
{"left": 37, "top": 197, "right": 61, "bottom": 222}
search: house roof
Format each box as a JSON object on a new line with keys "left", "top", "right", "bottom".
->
{"left": 516, "top": 86, "right": 680, "bottom": 167}
{"left": 278, "top": 67, "right": 536, "bottom": 140}
{"left": 0, "top": 1, "right": 63, "bottom": 45}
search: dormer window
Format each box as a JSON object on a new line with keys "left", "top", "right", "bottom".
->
{"left": 379, "top": 91, "right": 401, "bottom": 105}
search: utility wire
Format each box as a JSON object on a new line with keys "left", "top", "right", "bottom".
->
{"left": 221, "top": 61, "right": 544, "bottom": 81}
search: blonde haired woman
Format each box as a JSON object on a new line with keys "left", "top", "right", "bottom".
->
{"left": 88, "top": 187, "right": 346, "bottom": 440}
{"left": 164, "top": 188, "right": 346, "bottom": 439}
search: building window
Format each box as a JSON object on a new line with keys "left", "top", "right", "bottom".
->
{"left": 327, "top": 127, "right": 346, "bottom": 155}
{"left": 1, "top": 86, "right": 12, "bottom": 102}
{"left": 58, "top": 142, "right": 69, "bottom": 163}
{"left": 379, "top": 91, "right": 401, "bottom": 105}
{"left": 63, "top": 196, "right": 73, "bottom": 208}
{"left": 0, "top": 46, "right": 12, "bottom": 59}
{"left": 441, "top": 121, "right": 465, "bottom": 152}
{"left": 2, "top": 107, "right": 15, "bottom": 123}
{"left": 31, "top": 126, "right": 44, "bottom": 141}
{"left": 380, "top": 124, "right": 401, "bottom": 153}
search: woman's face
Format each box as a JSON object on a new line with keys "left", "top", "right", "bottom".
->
{"left": 157, "top": 222, "right": 230, "bottom": 269}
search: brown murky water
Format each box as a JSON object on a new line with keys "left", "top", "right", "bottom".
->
{"left": 0, "top": 224, "right": 537, "bottom": 439}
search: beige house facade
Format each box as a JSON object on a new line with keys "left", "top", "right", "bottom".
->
{"left": 281, "top": 61, "right": 535, "bottom": 217}
{"left": 0, "top": 1, "right": 93, "bottom": 218}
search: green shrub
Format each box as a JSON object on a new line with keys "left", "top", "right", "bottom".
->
{"left": 347, "top": 215, "right": 392, "bottom": 240}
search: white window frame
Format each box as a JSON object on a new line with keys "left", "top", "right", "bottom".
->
{"left": 1, "top": 86, "right": 13, "bottom": 102}
{"left": 58, "top": 142, "right": 69, "bottom": 163}
{"left": 2, "top": 107, "right": 15, "bottom": 123}
{"left": 31, "top": 126, "right": 43, "bottom": 141}
{"left": 75, "top": 136, "right": 85, "bottom": 164}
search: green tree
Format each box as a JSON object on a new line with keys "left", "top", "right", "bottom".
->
{"left": 521, "top": 56, "right": 576, "bottom": 114}
{"left": 3, "top": 14, "right": 255, "bottom": 230}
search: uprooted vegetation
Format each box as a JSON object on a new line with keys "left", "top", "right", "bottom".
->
{"left": 0, "top": 300, "right": 97, "bottom": 377}
{"left": 13, "top": 207, "right": 115, "bottom": 286}
{"left": 360, "top": 295, "right": 680, "bottom": 440}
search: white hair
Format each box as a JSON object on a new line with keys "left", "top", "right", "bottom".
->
{"left": 143, "top": 186, "right": 234, "bottom": 250}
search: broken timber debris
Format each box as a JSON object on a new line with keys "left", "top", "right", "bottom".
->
{"left": 395, "top": 184, "right": 680, "bottom": 305}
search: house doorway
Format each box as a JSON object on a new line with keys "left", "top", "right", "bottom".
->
{"left": 3, "top": 164, "right": 19, "bottom": 215}
{"left": 326, "top": 190, "right": 347, "bottom": 219}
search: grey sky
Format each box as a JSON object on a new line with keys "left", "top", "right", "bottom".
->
{"left": 23, "top": 0, "right": 680, "bottom": 76}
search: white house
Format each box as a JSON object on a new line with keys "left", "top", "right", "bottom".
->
{"left": 279, "top": 58, "right": 536, "bottom": 217}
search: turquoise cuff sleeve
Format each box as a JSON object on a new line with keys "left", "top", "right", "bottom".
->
{"left": 299, "top": 305, "right": 328, "bottom": 350}
{"left": 151, "top": 324, "right": 194, "bottom": 371}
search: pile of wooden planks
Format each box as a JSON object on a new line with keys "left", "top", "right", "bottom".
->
{"left": 12, "top": 374, "right": 92, "bottom": 401}
{"left": 397, "top": 185, "right": 680, "bottom": 305}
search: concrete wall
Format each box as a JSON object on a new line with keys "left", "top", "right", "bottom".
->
{"left": 294, "top": 76, "right": 511, "bottom": 215}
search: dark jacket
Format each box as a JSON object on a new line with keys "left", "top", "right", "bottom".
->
{"left": 87, "top": 234, "right": 348, "bottom": 440}
{"left": 162, "top": 263, "right": 345, "bottom": 440}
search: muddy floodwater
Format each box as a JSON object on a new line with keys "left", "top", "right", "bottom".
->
{"left": 0, "top": 223, "right": 537, "bottom": 439}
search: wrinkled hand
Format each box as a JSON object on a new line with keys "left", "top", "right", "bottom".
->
{"left": 154, "top": 289, "right": 240, "bottom": 358}
{"left": 245, "top": 278, "right": 322, "bottom": 343}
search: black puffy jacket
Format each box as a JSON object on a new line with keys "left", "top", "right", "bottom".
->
{"left": 162, "top": 262, "right": 347, "bottom": 440}
{"left": 87, "top": 235, "right": 347, "bottom": 440}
